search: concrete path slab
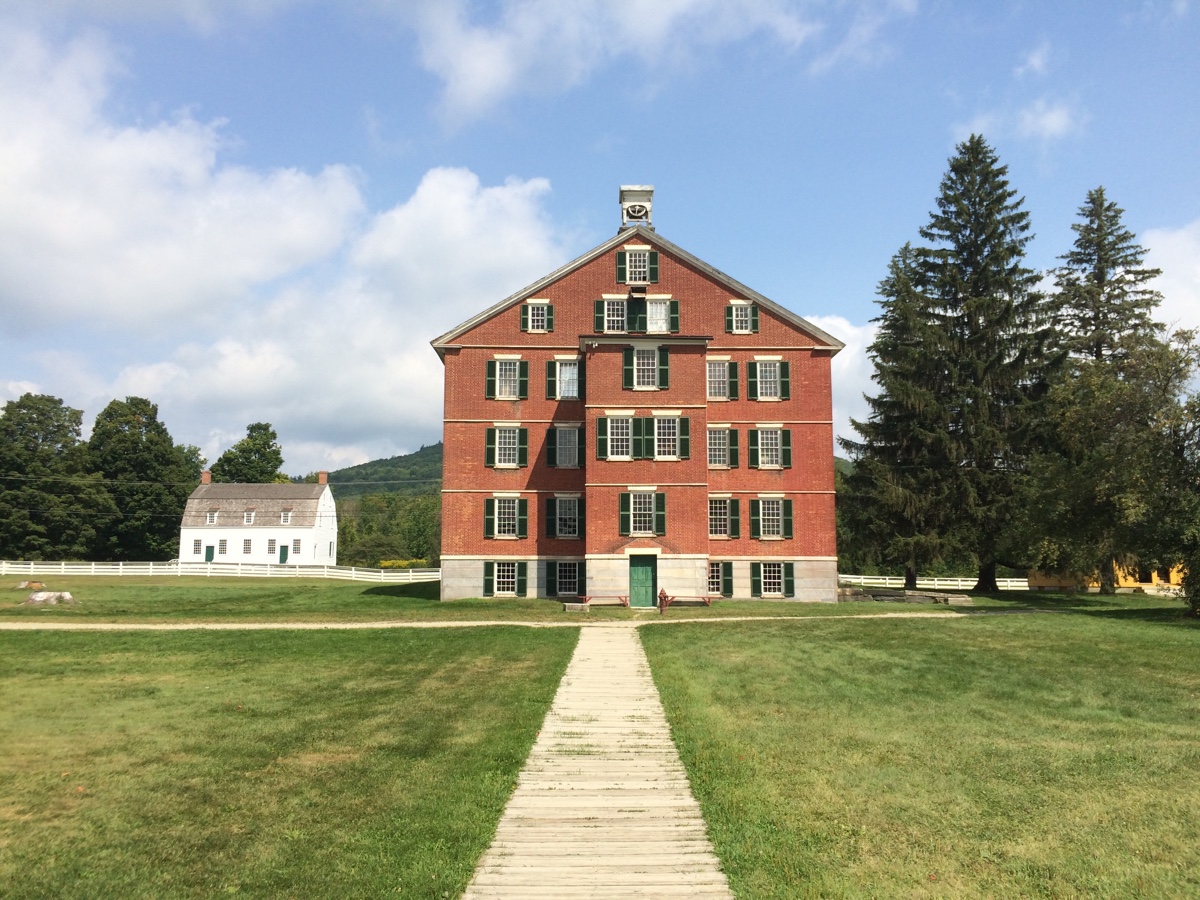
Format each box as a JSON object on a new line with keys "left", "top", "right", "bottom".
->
{"left": 462, "top": 626, "right": 733, "bottom": 899}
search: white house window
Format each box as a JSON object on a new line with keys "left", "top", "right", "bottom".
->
{"left": 496, "top": 360, "right": 521, "bottom": 400}
{"left": 760, "top": 499, "right": 783, "bottom": 538}
{"left": 709, "top": 499, "right": 730, "bottom": 537}
{"left": 606, "top": 299, "right": 627, "bottom": 332}
{"left": 557, "top": 361, "right": 579, "bottom": 399}
{"left": 280, "top": 511, "right": 292, "bottom": 525}
{"left": 218, "top": 539, "right": 227, "bottom": 555}
{"left": 708, "top": 429, "right": 729, "bottom": 467}
{"left": 631, "top": 492, "right": 656, "bottom": 535}
{"left": 243, "top": 511, "right": 254, "bottom": 525}
{"left": 608, "top": 417, "right": 632, "bottom": 458}
{"left": 496, "top": 498, "right": 519, "bottom": 537}
{"left": 732, "top": 305, "right": 752, "bottom": 333}
{"left": 655, "top": 418, "right": 678, "bottom": 459}
{"left": 292, "top": 539, "right": 301, "bottom": 554}
{"left": 192, "top": 539, "right": 201, "bottom": 555}
{"left": 242, "top": 539, "right": 251, "bottom": 554}
{"left": 647, "top": 300, "right": 670, "bottom": 333}
{"left": 626, "top": 250, "right": 649, "bottom": 283}
{"left": 268, "top": 539, "right": 277, "bottom": 554}
{"left": 634, "top": 348, "right": 657, "bottom": 388}
{"left": 708, "top": 562, "right": 723, "bottom": 594}
{"left": 759, "top": 429, "right": 782, "bottom": 467}
{"left": 557, "top": 428, "right": 579, "bottom": 468}
{"left": 528, "top": 304, "right": 547, "bottom": 331}
{"left": 496, "top": 428, "right": 520, "bottom": 467}
{"left": 495, "top": 561, "right": 517, "bottom": 595}
{"left": 556, "top": 498, "right": 579, "bottom": 538}
{"left": 758, "top": 362, "right": 781, "bottom": 399}
{"left": 557, "top": 561, "right": 579, "bottom": 596}
{"left": 707, "top": 362, "right": 729, "bottom": 399}
{"left": 205, "top": 511, "right": 218, "bottom": 525}
{"left": 762, "top": 561, "right": 784, "bottom": 595}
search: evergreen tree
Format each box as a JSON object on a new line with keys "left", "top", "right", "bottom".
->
{"left": 211, "top": 422, "right": 287, "bottom": 483}
{"left": 0, "top": 394, "right": 116, "bottom": 560}
{"left": 88, "top": 397, "right": 202, "bottom": 561}
{"left": 1053, "top": 187, "right": 1163, "bottom": 361}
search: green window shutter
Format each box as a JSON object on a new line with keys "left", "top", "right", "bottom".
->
{"left": 784, "top": 562, "right": 795, "bottom": 598}
{"left": 576, "top": 426, "right": 585, "bottom": 460}
{"left": 654, "top": 492, "right": 667, "bottom": 536}
{"left": 546, "top": 428, "right": 557, "bottom": 467}
{"left": 485, "top": 360, "right": 497, "bottom": 399}
{"left": 725, "top": 305, "right": 734, "bottom": 333}
{"left": 728, "top": 362, "right": 739, "bottom": 400}
{"left": 648, "top": 251, "right": 659, "bottom": 283}
{"left": 616, "top": 251, "right": 627, "bottom": 283}
{"left": 545, "top": 560, "right": 557, "bottom": 596}
{"left": 669, "top": 300, "right": 680, "bottom": 333}
{"left": 577, "top": 362, "right": 585, "bottom": 398}
{"left": 619, "top": 492, "right": 631, "bottom": 536}
{"left": 545, "top": 304, "right": 554, "bottom": 331}
{"left": 640, "top": 417, "right": 655, "bottom": 459}
{"left": 518, "top": 361, "right": 529, "bottom": 399}
{"left": 483, "top": 561, "right": 494, "bottom": 596}
{"left": 631, "top": 417, "right": 645, "bottom": 460}
{"left": 520, "top": 304, "right": 529, "bottom": 332}
{"left": 781, "top": 430, "right": 792, "bottom": 469}
{"left": 517, "top": 429, "right": 528, "bottom": 467}
{"left": 596, "top": 417, "right": 608, "bottom": 459}
{"left": 728, "top": 429, "right": 739, "bottom": 468}
{"left": 678, "top": 417, "right": 690, "bottom": 459}
{"left": 657, "top": 347, "right": 669, "bottom": 389}
{"left": 780, "top": 361, "right": 790, "bottom": 400}
{"left": 578, "top": 560, "right": 586, "bottom": 594}
{"left": 721, "top": 561, "right": 733, "bottom": 598}
{"left": 748, "top": 429, "right": 759, "bottom": 469}
{"left": 750, "top": 305, "right": 760, "bottom": 333}
{"left": 783, "top": 500, "right": 793, "bottom": 539}
{"left": 729, "top": 499, "right": 740, "bottom": 539}
{"left": 623, "top": 348, "right": 634, "bottom": 389}
{"left": 750, "top": 562, "right": 762, "bottom": 598}
{"left": 578, "top": 498, "right": 585, "bottom": 536}
{"left": 545, "top": 361, "right": 557, "bottom": 399}
{"left": 484, "top": 499, "right": 495, "bottom": 538}
{"left": 594, "top": 300, "right": 605, "bottom": 333}
{"left": 747, "top": 362, "right": 758, "bottom": 400}
{"left": 517, "top": 499, "right": 528, "bottom": 538}
{"left": 485, "top": 428, "right": 496, "bottom": 468}
{"left": 630, "top": 298, "right": 646, "bottom": 333}
{"left": 750, "top": 499, "right": 761, "bottom": 539}
{"left": 516, "top": 561, "right": 527, "bottom": 597}
{"left": 545, "top": 498, "right": 557, "bottom": 537}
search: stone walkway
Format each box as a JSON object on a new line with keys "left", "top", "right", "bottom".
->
{"left": 462, "top": 625, "right": 734, "bottom": 899}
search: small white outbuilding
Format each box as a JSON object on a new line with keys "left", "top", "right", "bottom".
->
{"left": 179, "top": 471, "right": 338, "bottom": 565}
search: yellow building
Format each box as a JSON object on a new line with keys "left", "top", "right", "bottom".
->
{"left": 1028, "top": 563, "right": 1183, "bottom": 591}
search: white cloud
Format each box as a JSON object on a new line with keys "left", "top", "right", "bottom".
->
{"left": 1014, "top": 40, "right": 1050, "bottom": 78}
{"left": 0, "top": 29, "right": 364, "bottom": 331}
{"left": 804, "top": 314, "right": 878, "bottom": 451}
{"left": 1144, "top": 218, "right": 1200, "bottom": 334}
{"left": 1, "top": 380, "right": 41, "bottom": 406}
{"left": 1016, "top": 97, "right": 1084, "bottom": 141}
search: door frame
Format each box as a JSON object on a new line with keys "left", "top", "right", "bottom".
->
{"left": 628, "top": 555, "right": 658, "bottom": 607}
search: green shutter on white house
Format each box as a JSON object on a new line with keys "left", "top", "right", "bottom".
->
{"left": 678, "top": 417, "right": 690, "bottom": 459}
{"left": 648, "top": 251, "right": 659, "bottom": 283}
{"left": 747, "top": 362, "right": 758, "bottom": 400}
{"left": 623, "top": 348, "right": 634, "bottom": 389}
{"left": 780, "top": 361, "right": 790, "bottom": 400}
{"left": 619, "top": 492, "right": 631, "bottom": 536}
{"left": 654, "top": 492, "right": 666, "bottom": 536}
{"left": 594, "top": 300, "right": 605, "bottom": 333}
{"left": 750, "top": 562, "right": 762, "bottom": 597}
{"left": 485, "top": 428, "right": 496, "bottom": 468}
{"left": 596, "top": 417, "right": 608, "bottom": 459}
{"left": 545, "top": 498, "right": 557, "bottom": 537}
{"left": 484, "top": 499, "right": 495, "bottom": 538}
{"left": 728, "top": 429, "right": 740, "bottom": 468}
{"left": 545, "top": 361, "right": 557, "bottom": 400}
{"left": 657, "top": 347, "right": 669, "bottom": 389}
{"left": 728, "top": 362, "right": 739, "bottom": 399}
{"left": 729, "top": 499, "right": 740, "bottom": 538}
{"left": 485, "top": 360, "right": 497, "bottom": 399}
{"left": 784, "top": 562, "right": 795, "bottom": 598}
{"left": 545, "top": 428, "right": 557, "bottom": 467}
{"left": 483, "top": 561, "right": 494, "bottom": 596}
{"left": 517, "top": 499, "right": 528, "bottom": 538}
{"left": 516, "top": 561, "right": 527, "bottom": 596}
{"left": 616, "top": 251, "right": 627, "bottom": 283}
{"left": 782, "top": 430, "right": 792, "bottom": 469}
{"left": 518, "top": 361, "right": 529, "bottom": 399}
{"left": 517, "top": 429, "right": 528, "bottom": 467}
{"left": 669, "top": 300, "right": 680, "bottom": 333}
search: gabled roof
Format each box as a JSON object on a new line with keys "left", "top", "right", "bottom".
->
{"left": 430, "top": 224, "right": 845, "bottom": 356}
{"left": 180, "top": 483, "right": 333, "bottom": 529}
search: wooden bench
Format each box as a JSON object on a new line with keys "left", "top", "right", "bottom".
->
{"left": 659, "top": 594, "right": 713, "bottom": 614}
{"left": 573, "top": 595, "right": 629, "bottom": 609}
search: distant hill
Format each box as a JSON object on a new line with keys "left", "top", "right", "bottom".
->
{"left": 326, "top": 442, "right": 443, "bottom": 500}
{"left": 834, "top": 456, "right": 854, "bottom": 478}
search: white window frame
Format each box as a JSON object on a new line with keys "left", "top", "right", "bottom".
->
{"left": 647, "top": 299, "right": 670, "bottom": 333}
{"left": 655, "top": 417, "right": 679, "bottom": 460}
{"left": 556, "top": 360, "right": 579, "bottom": 400}
{"left": 626, "top": 250, "right": 650, "bottom": 284}
{"left": 556, "top": 427, "right": 579, "bottom": 468}
{"left": 708, "top": 562, "right": 723, "bottom": 595}
{"left": 218, "top": 539, "right": 227, "bottom": 555}
{"left": 708, "top": 499, "right": 730, "bottom": 538}
{"left": 242, "top": 538, "right": 251, "bottom": 555}
{"left": 556, "top": 497, "right": 579, "bottom": 538}
{"left": 732, "top": 304, "right": 752, "bottom": 333}
{"left": 707, "top": 428, "right": 729, "bottom": 467}
{"left": 243, "top": 511, "right": 254, "bottom": 525}
{"left": 494, "top": 561, "right": 518, "bottom": 595}
{"left": 608, "top": 417, "right": 632, "bottom": 460}
{"left": 192, "top": 539, "right": 201, "bottom": 555}
{"left": 634, "top": 347, "right": 657, "bottom": 389}
{"left": 280, "top": 511, "right": 292, "bottom": 525}
{"left": 758, "top": 361, "right": 781, "bottom": 399}
{"left": 760, "top": 499, "right": 783, "bottom": 538}
{"left": 707, "top": 361, "right": 729, "bottom": 399}
{"left": 205, "top": 512, "right": 218, "bottom": 525}
{"left": 496, "top": 359, "right": 521, "bottom": 400}
{"left": 557, "top": 561, "right": 580, "bottom": 597}
{"left": 606, "top": 299, "right": 627, "bottom": 333}
{"left": 495, "top": 427, "right": 520, "bottom": 467}
{"left": 762, "top": 561, "right": 784, "bottom": 596}
{"left": 527, "top": 304, "right": 548, "bottom": 332}
{"left": 759, "top": 429, "right": 782, "bottom": 468}
{"left": 267, "top": 539, "right": 277, "bottom": 554}
{"left": 495, "top": 497, "right": 519, "bottom": 538}
{"left": 292, "top": 539, "right": 301, "bottom": 554}
{"left": 630, "top": 492, "right": 655, "bottom": 536}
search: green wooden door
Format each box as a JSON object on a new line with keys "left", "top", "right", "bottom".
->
{"left": 629, "top": 556, "right": 657, "bottom": 607}
{"left": 280, "top": 544, "right": 289, "bottom": 564}
{"left": 204, "top": 545, "right": 215, "bottom": 562}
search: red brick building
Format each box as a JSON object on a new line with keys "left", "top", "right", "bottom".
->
{"left": 432, "top": 187, "right": 842, "bottom": 604}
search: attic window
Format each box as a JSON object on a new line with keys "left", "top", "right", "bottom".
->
{"left": 281, "top": 510, "right": 293, "bottom": 525}
{"left": 205, "top": 511, "right": 218, "bottom": 525}
{"left": 243, "top": 510, "right": 255, "bottom": 525}
{"left": 627, "top": 251, "right": 649, "bottom": 284}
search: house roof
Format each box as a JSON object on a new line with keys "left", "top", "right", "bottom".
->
{"left": 181, "top": 483, "right": 333, "bottom": 529}
{"left": 430, "top": 224, "right": 845, "bottom": 357}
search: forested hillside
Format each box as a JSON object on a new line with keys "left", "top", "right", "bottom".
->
{"left": 326, "top": 443, "right": 442, "bottom": 500}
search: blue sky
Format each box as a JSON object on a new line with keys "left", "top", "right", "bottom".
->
{"left": 1, "top": 1, "right": 1197, "bottom": 475}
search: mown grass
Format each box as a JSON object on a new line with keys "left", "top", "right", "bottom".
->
{"left": 642, "top": 609, "right": 1200, "bottom": 899}
{"left": 0, "top": 627, "right": 578, "bottom": 899}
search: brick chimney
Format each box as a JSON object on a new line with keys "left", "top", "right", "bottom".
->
{"left": 201, "top": 469, "right": 212, "bottom": 485}
{"left": 318, "top": 470, "right": 328, "bottom": 485}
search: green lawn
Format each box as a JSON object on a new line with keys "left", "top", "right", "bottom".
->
{"left": 642, "top": 606, "right": 1200, "bottom": 899}
{"left": 0, "top": 627, "right": 578, "bottom": 899}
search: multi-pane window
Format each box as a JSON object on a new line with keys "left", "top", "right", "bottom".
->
{"left": 242, "top": 539, "right": 251, "bottom": 554}
{"left": 708, "top": 562, "right": 724, "bottom": 595}
{"left": 655, "top": 418, "right": 678, "bottom": 459}
{"left": 760, "top": 499, "right": 783, "bottom": 537}
{"left": 557, "top": 361, "right": 579, "bottom": 399}
{"left": 268, "top": 539, "right": 277, "bottom": 554}
{"left": 496, "top": 428, "right": 519, "bottom": 466}
{"left": 243, "top": 511, "right": 254, "bottom": 525}
{"left": 496, "top": 498, "right": 518, "bottom": 537}
{"left": 709, "top": 499, "right": 730, "bottom": 537}
{"left": 292, "top": 539, "right": 301, "bottom": 554}
{"left": 758, "top": 362, "right": 781, "bottom": 399}
{"left": 708, "top": 428, "right": 729, "bottom": 466}
{"left": 626, "top": 250, "right": 649, "bottom": 283}
{"left": 630, "top": 492, "right": 656, "bottom": 535}
{"left": 634, "top": 348, "right": 657, "bottom": 388}
{"left": 218, "top": 539, "right": 227, "bottom": 555}
{"left": 496, "top": 360, "right": 521, "bottom": 399}
{"left": 732, "top": 305, "right": 752, "bottom": 333}
{"left": 707, "top": 361, "right": 729, "bottom": 399}
{"left": 608, "top": 418, "right": 632, "bottom": 458}
{"left": 495, "top": 561, "right": 517, "bottom": 594}
{"left": 647, "top": 300, "right": 670, "bottom": 333}
{"left": 606, "top": 299, "right": 626, "bottom": 332}
{"left": 280, "top": 511, "right": 292, "bottom": 524}
{"left": 762, "top": 562, "right": 783, "bottom": 595}
{"left": 205, "top": 512, "right": 218, "bottom": 525}
{"left": 192, "top": 539, "right": 201, "bottom": 555}
{"left": 557, "top": 428, "right": 578, "bottom": 468}
{"left": 759, "top": 429, "right": 782, "bottom": 467}
{"left": 557, "top": 562, "right": 579, "bottom": 596}
{"left": 556, "top": 498, "right": 579, "bottom": 538}
{"left": 528, "top": 304, "right": 547, "bottom": 331}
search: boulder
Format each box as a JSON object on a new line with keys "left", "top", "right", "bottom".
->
{"left": 25, "top": 591, "right": 75, "bottom": 606}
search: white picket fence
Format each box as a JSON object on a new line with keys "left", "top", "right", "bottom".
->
{"left": 0, "top": 560, "right": 440, "bottom": 584}
{"left": 838, "top": 574, "right": 1028, "bottom": 591}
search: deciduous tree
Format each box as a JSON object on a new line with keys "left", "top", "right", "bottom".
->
{"left": 211, "top": 422, "right": 287, "bottom": 483}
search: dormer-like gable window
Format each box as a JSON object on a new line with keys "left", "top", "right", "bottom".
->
{"left": 205, "top": 511, "right": 218, "bottom": 525}
{"left": 280, "top": 510, "right": 292, "bottom": 525}
{"left": 243, "top": 510, "right": 255, "bottom": 525}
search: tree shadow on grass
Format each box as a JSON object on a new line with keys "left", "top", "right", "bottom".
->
{"left": 971, "top": 591, "right": 1197, "bottom": 628}
{"left": 360, "top": 582, "right": 441, "bottom": 601}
